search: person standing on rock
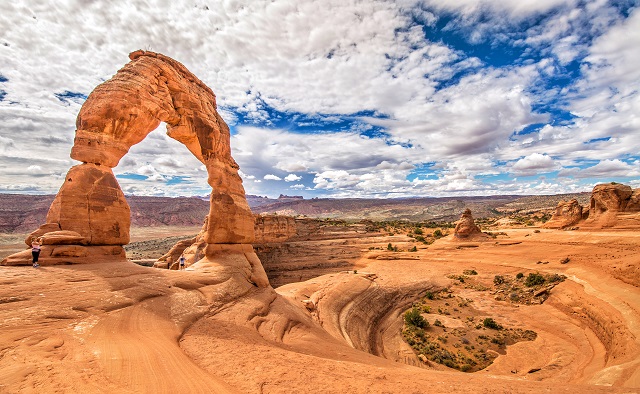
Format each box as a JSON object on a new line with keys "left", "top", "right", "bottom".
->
{"left": 179, "top": 255, "right": 186, "bottom": 270}
{"left": 31, "top": 237, "right": 42, "bottom": 268}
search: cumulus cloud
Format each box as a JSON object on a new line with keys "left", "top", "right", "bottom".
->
{"left": 570, "top": 159, "right": 640, "bottom": 179}
{"left": 511, "top": 153, "right": 557, "bottom": 176}
{"left": 0, "top": 0, "right": 637, "bottom": 198}
{"left": 284, "top": 174, "right": 302, "bottom": 182}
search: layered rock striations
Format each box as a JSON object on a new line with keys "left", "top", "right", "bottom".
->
{"left": 453, "top": 209, "right": 487, "bottom": 240}
{"left": 543, "top": 199, "right": 585, "bottom": 229}
{"left": 254, "top": 215, "right": 297, "bottom": 243}
{"left": 2, "top": 50, "right": 268, "bottom": 287}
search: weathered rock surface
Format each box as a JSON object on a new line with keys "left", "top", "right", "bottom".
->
{"left": 584, "top": 183, "right": 640, "bottom": 228}
{"left": 453, "top": 209, "right": 486, "bottom": 239}
{"left": 2, "top": 50, "right": 267, "bottom": 287}
{"left": 254, "top": 215, "right": 297, "bottom": 243}
{"left": 543, "top": 199, "right": 585, "bottom": 229}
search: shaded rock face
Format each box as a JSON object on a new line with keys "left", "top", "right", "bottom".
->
{"left": 3, "top": 50, "right": 267, "bottom": 286}
{"left": 585, "top": 183, "right": 640, "bottom": 228}
{"left": 454, "top": 209, "right": 484, "bottom": 239}
{"left": 254, "top": 215, "right": 297, "bottom": 243}
{"left": 543, "top": 199, "right": 584, "bottom": 229}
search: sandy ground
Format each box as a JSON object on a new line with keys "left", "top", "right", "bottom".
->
{"left": 0, "top": 226, "right": 639, "bottom": 393}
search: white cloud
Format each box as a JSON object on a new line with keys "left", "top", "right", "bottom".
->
{"left": 0, "top": 1, "right": 637, "bottom": 199}
{"left": 570, "top": 159, "right": 640, "bottom": 179}
{"left": 511, "top": 153, "right": 557, "bottom": 176}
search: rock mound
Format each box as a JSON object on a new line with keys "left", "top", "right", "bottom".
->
{"left": 543, "top": 199, "right": 585, "bottom": 229}
{"left": 584, "top": 183, "right": 640, "bottom": 228}
{"left": 454, "top": 209, "right": 487, "bottom": 240}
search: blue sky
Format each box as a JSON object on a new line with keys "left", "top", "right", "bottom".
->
{"left": 0, "top": 1, "right": 638, "bottom": 198}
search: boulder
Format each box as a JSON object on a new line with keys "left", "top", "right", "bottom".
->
{"left": 543, "top": 199, "right": 584, "bottom": 229}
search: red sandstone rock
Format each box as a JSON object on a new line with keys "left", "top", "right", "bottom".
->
{"left": 584, "top": 183, "right": 638, "bottom": 228}
{"left": 543, "top": 199, "right": 584, "bottom": 229}
{"left": 254, "top": 215, "right": 297, "bottom": 243}
{"left": 454, "top": 209, "right": 486, "bottom": 239}
{"left": 2, "top": 51, "right": 265, "bottom": 286}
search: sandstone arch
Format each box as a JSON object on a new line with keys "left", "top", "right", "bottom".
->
{"left": 2, "top": 51, "right": 268, "bottom": 287}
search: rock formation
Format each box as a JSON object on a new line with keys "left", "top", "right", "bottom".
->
{"left": 584, "top": 183, "right": 640, "bottom": 228}
{"left": 254, "top": 215, "right": 297, "bottom": 243}
{"left": 453, "top": 209, "right": 486, "bottom": 240}
{"left": 543, "top": 199, "right": 585, "bottom": 229}
{"left": 2, "top": 50, "right": 268, "bottom": 287}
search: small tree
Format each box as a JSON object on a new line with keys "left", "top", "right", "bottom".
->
{"left": 483, "top": 317, "right": 502, "bottom": 330}
{"left": 404, "top": 307, "right": 428, "bottom": 329}
{"left": 525, "top": 273, "right": 545, "bottom": 287}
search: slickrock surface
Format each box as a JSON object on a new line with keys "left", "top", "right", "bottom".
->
{"left": 1, "top": 226, "right": 639, "bottom": 393}
{"left": 543, "top": 199, "right": 585, "bottom": 229}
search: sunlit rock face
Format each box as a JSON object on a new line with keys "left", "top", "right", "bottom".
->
{"left": 584, "top": 183, "right": 640, "bottom": 228}
{"left": 453, "top": 209, "right": 485, "bottom": 239}
{"left": 2, "top": 51, "right": 266, "bottom": 287}
{"left": 543, "top": 199, "right": 585, "bottom": 229}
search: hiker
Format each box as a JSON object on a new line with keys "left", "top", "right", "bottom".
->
{"left": 31, "top": 237, "right": 42, "bottom": 268}
{"left": 179, "top": 255, "right": 186, "bottom": 270}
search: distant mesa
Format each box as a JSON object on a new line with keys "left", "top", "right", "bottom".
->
{"left": 278, "top": 194, "right": 304, "bottom": 200}
{"left": 454, "top": 209, "right": 487, "bottom": 240}
{"left": 544, "top": 182, "right": 640, "bottom": 229}
{"left": 1, "top": 50, "right": 269, "bottom": 287}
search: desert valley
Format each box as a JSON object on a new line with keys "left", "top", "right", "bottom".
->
{"left": 1, "top": 49, "right": 639, "bottom": 394}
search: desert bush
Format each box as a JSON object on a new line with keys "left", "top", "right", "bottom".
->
{"left": 405, "top": 307, "right": 428, "bottom": 329}
{"left": 516, "top": 272, "right": 524, "bottom": 279}
{"left": 483, "top": 318, "right": 502, "bottom": 330}
{"left": 493, "top": 275, "right": 505, "bottom": 285}
{"left": 434, "top": 319, "right": 444, "bottom": 327}
{"left": 410, "top": 246, "right": 418, "bottom": 252}
{"left": 525, "top": 273, "right": 545, "bottom": 287}
{"left": 433, "top": 229, "right": 443, "bottom": 238}
{"left": 425, "top": 291, "right": 435, "bottom": 300}
{"left": 414, "top": 227, "right": 423, "bottom": 235}
{"left": 463, "top": 269, "right": 477, "bottom": 275}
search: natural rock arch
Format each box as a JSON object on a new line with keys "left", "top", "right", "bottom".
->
{"left": 2, "top": 50, "right": 268, "bottom": 287}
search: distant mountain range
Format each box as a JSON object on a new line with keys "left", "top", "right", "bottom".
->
{"left": 0, "top": 192, "right": 591, "bottom": 233}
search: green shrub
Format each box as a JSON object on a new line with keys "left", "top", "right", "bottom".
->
{"left": 463, "top": 269, "right": 477, "bottom": 275}
{"left": 410, "top": 246, "right": 418, "bottom": 252}
{"left": 433, "top": 229, "right": 443, "bottom": 238}
{"left": 483, "top": 318, "right": 502, "bottom": 330}
{"left": 414, "top": 228, "right": 423, "bottom": 235}
{"left": 405, "top": 307, "right": 428, "bottom": 329}
{"left": 516, "top": 272, "right": 524, "bottom": 279}
{"left": 425, "top": 291, "right": 435, "bottom": 300}
{"left": 525, "top": 273, "right": 545, "bottom": 287}
{"left": 387, "top": 243, "right": 394, "bottom": 251}
{"left": 493, "top": 275, "right": 505, "bottom": 285}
